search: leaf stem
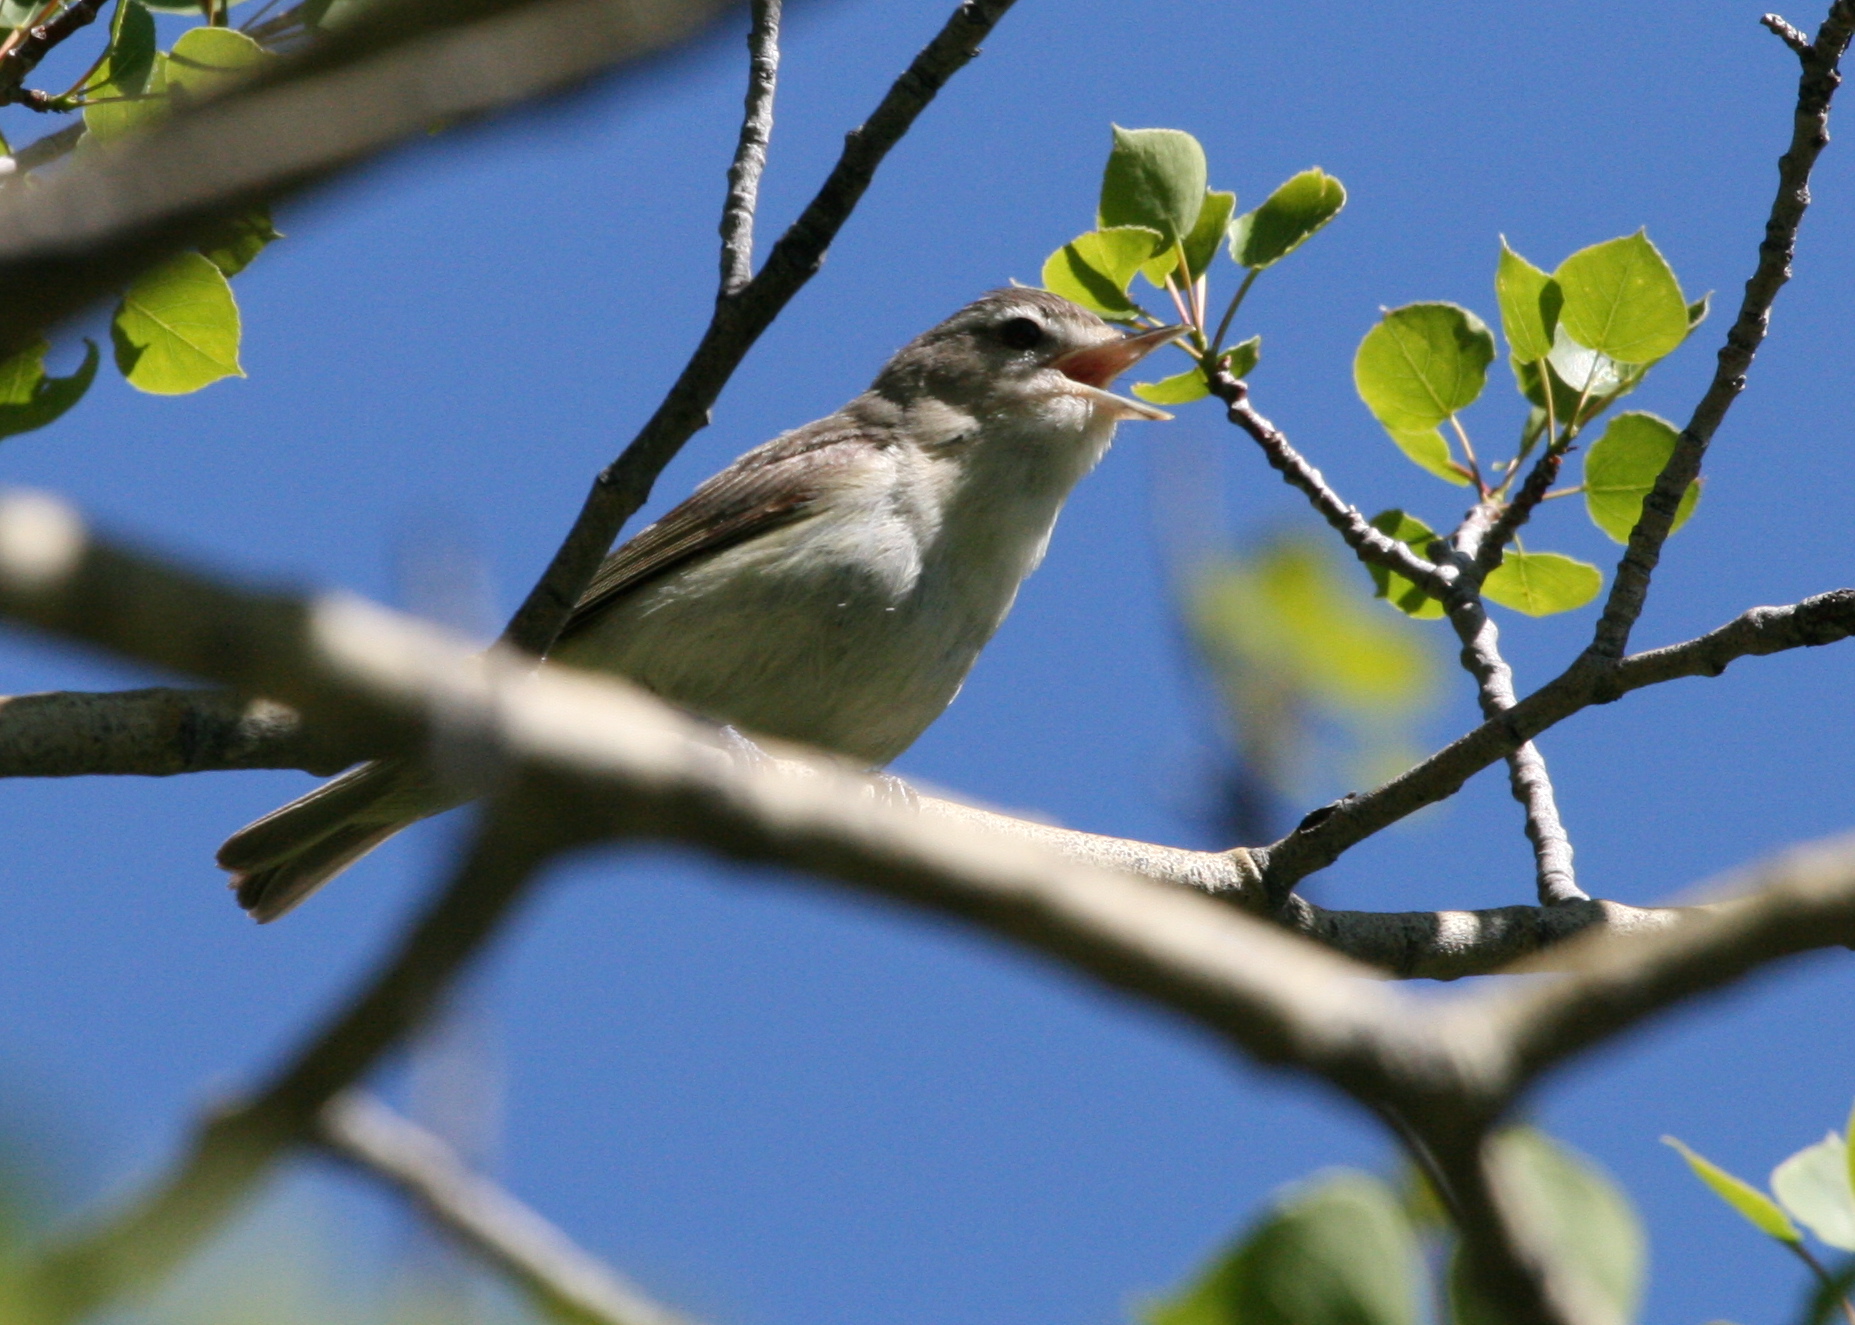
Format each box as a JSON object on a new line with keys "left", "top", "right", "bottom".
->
{"left": 1210, "top": 266, "right": 1258, "bottom": 353}
{"left": 1788, "top": 1240, "right": 1855, "bottom": 1325}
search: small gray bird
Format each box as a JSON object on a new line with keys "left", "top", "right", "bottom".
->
{"left": 219, "top": 288, "right": 1180, "bottom": 920}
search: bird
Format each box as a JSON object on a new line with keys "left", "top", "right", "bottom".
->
{"left": 218, "top": 288, "right": 1181, "bottom": 921}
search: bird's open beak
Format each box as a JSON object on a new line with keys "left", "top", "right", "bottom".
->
{"left": 1050, "top": 323, "right": 1186, "bottom": 421}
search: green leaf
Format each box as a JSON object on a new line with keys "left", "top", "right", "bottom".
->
{"left": 1042, "top": 226, "right": 1164, "bottom": 321}
{"left": 1546, "top": 323, "right": 1646, "bottom": 401}
{"left": 100, "top": 0, "right": 155, "bottom": 93}
{"left": 165, "top": 25, "right": 268, "bottom": 99}
{"left": 1367, "top": 511, "right": 1445, "bottom": 619}
{"left": 0, "top": 340, "right": 98, "bottom": 440}
{"left": 1230, "top": 167, "right": 1346, "bottom": 270}
{"left": 1495, "top": 238, "right": 1561, "bottom": 364}
{"left": 1131, "top": 340, "right": 1258, "bottom": 405}
{"left": 1483, "top": 551, "right": 1601, "bottom": 616}
{"left": 83, "top": 10, "right": 164, "bottom": 144}
{"left": 1554, "top": 231, "right": 1689, "bottom": 365}
{"left": 1392, "top": 427, "right": 1470, "bottom": 486}
{"left": 1147, "top": 1171, "right": 1420, "bottom": 1325}
{"left": 112, "top": 252, "right": 243, "bottom": 394}
{"left": 1665, "top": 1136, "right": 1801, "bottom": 1243}
{"left": 1222, "top": 335, "right": 1260, "bottom": 379}
{"left": 1354, "top": 302, "right": 1495, "bottom": 433}
{"left": 1583, "top": 411, "right": 1700, "bottom": 544}
{"left": 1455, "top": 1129, "right": 1645, "bottom": 1325}
{"left": 1182, "top": 189, "right": 1236, "bottom": 279}
{"left": 1133, "top": 367, "right": 1208, "bottom": 405}
{"left": 1099, "top": 126, "right": 1207, "bottom": 247}
{"left": 1688, "top": 291, "right": 1712, "bottom": 330}
{"left": 1773, "top": 1134, "right": 1855, "bottom": 1251}
{"left": 197, "top": 205, "right": 282, "bottom": 276}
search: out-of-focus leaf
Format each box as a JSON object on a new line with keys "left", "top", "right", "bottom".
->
{"left": 1042, "top": 226, "right": 1164, "bottom": 321}
{"left": 1099, "top": 126, "right": 1207, "bottom": 247}
{"left": 1455, "top": 1129, "right": 1645, "bottom": 1325}
{"left": 1495, "top": 238, "right": 1561, "bottom": 364}
{"left": 1665, "top": 1136, "right": 1801, "bottom": 1243}
{"left": 1230, "top": 168, "right": 1346, "bottom": 270}
{"left": 0, "top": 341, "right": 98, "bottom": 439}
{"left": 1367, "top": 510, "right": 1445, "bottom": 619}
{"left": 1773, "top": 1134, "right": 1855, "bottom": 1252}
{"left": 1146, "top": 1170, "right": 1420, "bottom": 1325}
{"left": 1582, "top": 411, "right": 1699, "bottom": 544}
{"left": 1554, "top": 231, "right": 1689, "bottom": 365}
{"left": 165, "top": 25, "right": 269, "bottom": 99}
{"left": 1354, "top": 302, "right": 1494, "bottom": 439}
{"left": 112, "top": 252, "right": 243, "bottom": 394}
{"left": 1482, "top": 550, "right": 1601, "bottom": 616}
{"left": 1193, "top": 539, "right": 1435, "bottom": 715}
{"left": 198, "top": 206, "right": 283, "bottom": 276}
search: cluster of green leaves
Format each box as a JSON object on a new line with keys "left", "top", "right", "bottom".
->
{"left": 1040, "top": 126, "right": 1344, "bottom": 404}
{"left": 1189, "top": 534, "right": 1436, "bottom": 804}
{"left": 1360, "top": 233, "right": 1706, "bottom": 618}
{"left": 0, "top": 0, "right": 285, "bottom": 432}
{"left": 1143, "top": 1127, "right": 1643, "bottom": 1325}
{"left": 1667, "top": 1102, "right": 1855, "bottom": 1312}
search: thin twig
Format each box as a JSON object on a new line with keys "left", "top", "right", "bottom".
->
{"left": 0, "top": 0, "right": 108, "bottom": 105}
{"left": 499, "top": 0, "right": 1022, "bottom": 658}
{"left": 1586, "top": 1, "right": 1855, "bottom": 660}
{"left": 19, "top": 803, "right": 554, "bottom": 1324}
{"left": 1204, "top": 368, "right": 1449, "bottom": 596}
{"left": 1442, "top": 507, "right": 1585, "bottom": 906}
{"left": 717, "top": 0, "right": 779, "bottom": 297}
{"left": 1766, "top": 12, "right": 1816, "bottom": 56}
{"left": 318, "top": 1091, "right": 699, "bottom": 1325}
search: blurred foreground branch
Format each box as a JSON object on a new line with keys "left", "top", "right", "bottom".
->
{"left": 318, "top": 1091, "right": 698, "bottom": 1325}
{"left": 6, "top": 491, "right": 1855, "bottom": 1325}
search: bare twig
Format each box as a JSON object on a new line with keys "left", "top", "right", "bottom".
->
{"left": 500, "top": 0, "right": 1021, "bottom": 659}
{"left": 20, "top": 803, "right": 554, "bottom": 1324}
{"left": 318, "top": 1091, "right": 698, "bottom": 1325}
{"left": 1766, "top": 12, "right": 1816, "bottom": 56}
{"left": 0, "top": 0, "right": 736, "bottom": 359}
{"left": 718, "top": 0, "right": 780, "bottom": 297}
{"left": 0, "top": 688, "right": 350, "bottom": 776}
{"left": 1204, "top": 368, "right": 1447, "bottom": 595}
{"left": 1442, "top": 508, "right": 1584, "bottom": 906}
{"left": 1586, "top": 1, "right": 1855, "bottom": 660}
{"left": 0, "top": 0, "right": 109, "bottom": 106}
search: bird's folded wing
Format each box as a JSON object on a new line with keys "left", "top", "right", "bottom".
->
{"left": 556, "top": 421, "right": 870, "bottom": 641}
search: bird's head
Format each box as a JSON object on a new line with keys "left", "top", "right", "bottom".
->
{"left": 868, "top": 289, "right": 1182, "bottom": 435}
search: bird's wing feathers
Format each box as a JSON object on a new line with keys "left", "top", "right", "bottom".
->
{"left": 556, "top": 415, "right": 876, "bottom": 642}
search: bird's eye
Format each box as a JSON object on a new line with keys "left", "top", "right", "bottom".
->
{"left": 996, "top": 316, "right": 1045, "bottom": 350}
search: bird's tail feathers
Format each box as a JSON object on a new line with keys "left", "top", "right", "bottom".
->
{"left": 217, "top": 758, "right": 438, "bottom": 922}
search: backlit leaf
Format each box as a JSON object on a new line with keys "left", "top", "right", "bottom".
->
{"left": 1133, "top": 339, "right": 1259, "bottom": 404}
{"left": 1147, "top": 1171, "right": 1420, "bottom": 1325}
{"left": 198, "top": 206, "right": 283, "bottom": 277}
{"left": 0, "top": 340, "right": 98, "bottom": 439}
{"left": 1773, "top": 1134, "right": 1855, "bottom": 1251}
{"left": 1495, "top": 238, "right": 1560, "bottom": 364}
{"left": 112, "top": 252, "right": 243, "bottom": 394}
{"left": 1099, "top": 126, "right": 1207, "bottom": 247}
{"left": 1230, "top": 168, "right": 1346, "bottom": 270}
{"left": 1555, "top": 231, "right": 1688, "bottom": 364}
{"left": 1583, "top": 411, "right": 1699, "bottom": 544}
{"left": 1367, "top": 510, "right": 1445, "bottom": 619}
{"left": 1482, "top": 550, "right": 1601, "bottom": 616}
{"left": 1042, "top": 226, "right": 1164, "bottom": 321}
{"left": 1354, "top": 302, "right": 1494, "bottom": 433}
{"left": 166, "top": 25, "right": 268, "bottom": 99}
{"left": 1456, "top": 1130, "right": 1644, "bottom": 1325}
{"left": 1665, "top": 1136, "right": 1801, "bottom": 1243}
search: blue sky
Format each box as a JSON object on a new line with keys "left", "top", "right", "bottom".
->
{"left": 0, "top": 1, "right": 1852, "bottom": 1322}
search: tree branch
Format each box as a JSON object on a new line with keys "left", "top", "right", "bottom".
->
{"left": 20, "top": 800, "right": 555, "bottom": 1324}
{"left": 0, "top": 0, "right": 109, "bottom": 108}
{"left": 1586, "top": 1, "right": 1855, "bottom": 660}
{"left": 1206, "top": 368, "right": 1447, "bottom": 595}
{"left": 0, "top": 0, "right": 738, "bottom": 360}
{"left": 717, "top": 0, "right": 779, "bottom": 297}
{"left": 1441, "top": 507, "right": 1584, "bottom": 906}
{"left": 499, "top": 0, "right": 1021, "bottom": 659}
{"left": 317, "top": 1091, "right": 698, "bottom": 1325}
{"left": 0, "top": 688, "right": 352, "bottom": 776}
